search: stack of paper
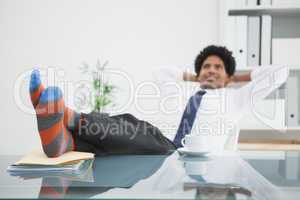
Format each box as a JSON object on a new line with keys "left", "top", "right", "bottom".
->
{"left": 7, "top": 150, "right": 95, "bottom": 176}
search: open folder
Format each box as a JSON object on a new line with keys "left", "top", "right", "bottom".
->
{"left": 7, "top": 150, "right": 95, "bottom": 175}
{"left": 13, "top": 149, "right": 94, "bottom": 166}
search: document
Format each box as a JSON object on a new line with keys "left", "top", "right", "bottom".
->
{"left": 14, "top": 149, "right": 94, "bottom": 166}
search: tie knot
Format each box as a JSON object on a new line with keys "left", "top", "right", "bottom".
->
{"left": 196, "top": 90, "right": 206, "bottom": 96}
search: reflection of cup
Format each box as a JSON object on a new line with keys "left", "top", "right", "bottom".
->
{"left": 181, "top": 135, "right": 210, "bottom": 152}
{"left": 184, "top": 161, "right": 208, "bottom": 175}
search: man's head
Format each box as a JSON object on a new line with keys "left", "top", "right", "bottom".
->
{"left": 194, "top": 45, "right": 236, "bottom": 89}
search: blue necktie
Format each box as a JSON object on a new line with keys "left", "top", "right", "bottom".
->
{"left": 173, "top": 90, "right": 206, "bottom": 148}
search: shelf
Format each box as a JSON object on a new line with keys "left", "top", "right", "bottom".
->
{"left": 240, "top": 127, "right": 300, "bottom": 131}
{"left": 239, "top": 129, "right": 300, "bottom": 146}
{"left": 229, "top": 6, "right": 300, "bottom": 17}
{"left": 238, "top": 142, "right": 300, "bottom": 151}
{"left": 239, "top": 137, "right": 300, "bottom": 151}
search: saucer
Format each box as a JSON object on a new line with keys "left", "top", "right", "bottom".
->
{"left": 177, "top": 147, "right": 210, "bottom": 157}
{"left": 179, "top": 155, "right": 212, "bottom": 162}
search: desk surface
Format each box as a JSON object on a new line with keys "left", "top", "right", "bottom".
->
{"left": 0, "top": 151, "right": 299, "bottom": 199}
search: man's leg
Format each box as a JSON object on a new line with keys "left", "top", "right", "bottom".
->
{"left": 74, "top": 112, "right": 176, "bottom": 155}
{"left": 30, "top": 69, "right": 175, "bottom": 156}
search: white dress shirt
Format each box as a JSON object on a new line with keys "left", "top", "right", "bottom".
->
{"left": 153, "top": 65, "right": 289, "bottom": 151}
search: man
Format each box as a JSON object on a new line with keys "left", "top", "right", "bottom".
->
{"left": 29, "top": 45, "right": 289, "bottom": 157}
{"left": 155, "top": 45, "right": 289, "bottom": 150}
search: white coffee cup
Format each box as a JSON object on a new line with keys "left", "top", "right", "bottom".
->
{"left": 181, "top": 134, "right": 210, "bottom": 152}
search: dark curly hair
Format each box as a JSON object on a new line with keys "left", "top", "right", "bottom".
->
{"left": 194, "top": 45, "right": 236, "bottom": 77}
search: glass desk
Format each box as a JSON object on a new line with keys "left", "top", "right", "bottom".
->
{"left": 0, "top": 151, "right": 298, "bottom": 199}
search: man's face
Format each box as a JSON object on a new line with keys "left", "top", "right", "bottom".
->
{"left": 197, "top": 55, "right": 231, "bottom": 89}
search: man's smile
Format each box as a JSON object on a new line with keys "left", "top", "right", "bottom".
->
{"left": 205, "top": 76, "right": 217, "bottom": 82}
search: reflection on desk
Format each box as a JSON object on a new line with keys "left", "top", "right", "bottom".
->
{"left": 0, "top": 152, "right": 287, "bottom": 199}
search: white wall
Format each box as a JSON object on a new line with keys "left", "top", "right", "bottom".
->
{"left": 0, "top": 0, "right": 220, "bottom": 155}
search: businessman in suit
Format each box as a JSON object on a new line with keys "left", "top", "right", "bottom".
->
{"left": 29, "top": 45, "right": 289, "bottom": 157}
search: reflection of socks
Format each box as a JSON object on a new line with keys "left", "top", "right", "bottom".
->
{"left": 34, "top": 87, "right": 74, "bottom": 157}
{"left": 39, "top": 177, "right": 70, "bottom": 198}
{"left": 30, "top": 69, "right": 80, "bottom": 132}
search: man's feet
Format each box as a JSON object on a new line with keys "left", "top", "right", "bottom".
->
{"left": 35, "top": 87, "right": 75, "bottom": 157}
{"left": 30, "top": 69, "right": 78, "bottom": 157}
{"left": 29, "top": 69, "right": 80, "bottom": 131}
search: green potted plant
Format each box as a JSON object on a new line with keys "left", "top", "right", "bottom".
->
{"left": 79, "top": 59, "right": 115, "bottom": 115}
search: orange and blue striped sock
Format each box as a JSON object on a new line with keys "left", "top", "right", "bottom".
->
{"left": 30, "top": 69, "right": 80, "bottom": 133}
{"left": 34, "top": 87, "right": 75, "bottom": 157}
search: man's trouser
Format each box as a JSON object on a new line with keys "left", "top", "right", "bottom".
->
{"left": 72, "top": 112, "right": 176, "bottom": 156}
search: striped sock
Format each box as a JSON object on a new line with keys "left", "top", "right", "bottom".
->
{"left": 30, "top": 69, "right": 80, "bottom": 132}
{"left": 35, "top": 87, "right": 74, "bottom": 157}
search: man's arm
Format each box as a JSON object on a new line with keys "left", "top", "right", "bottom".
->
{"left": 156, "top": 69, "right": 253, "bottom": 83}
{"left": 231, "top": 73, "right": 251, "bottom": 82}
{"left": 152, "top": 66, "right": 190, "bottom": 96}
{"left": 235, "top": 65, "right": 289, "bottom": 111}
{"left": 183, "top": 72, "right": 252, "bottom": 83}
{"left": 153, "top": 66, "right": 184, "bottom": 84}
{"left": 183, "top": 72, "right": 197, "bottom": 82}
